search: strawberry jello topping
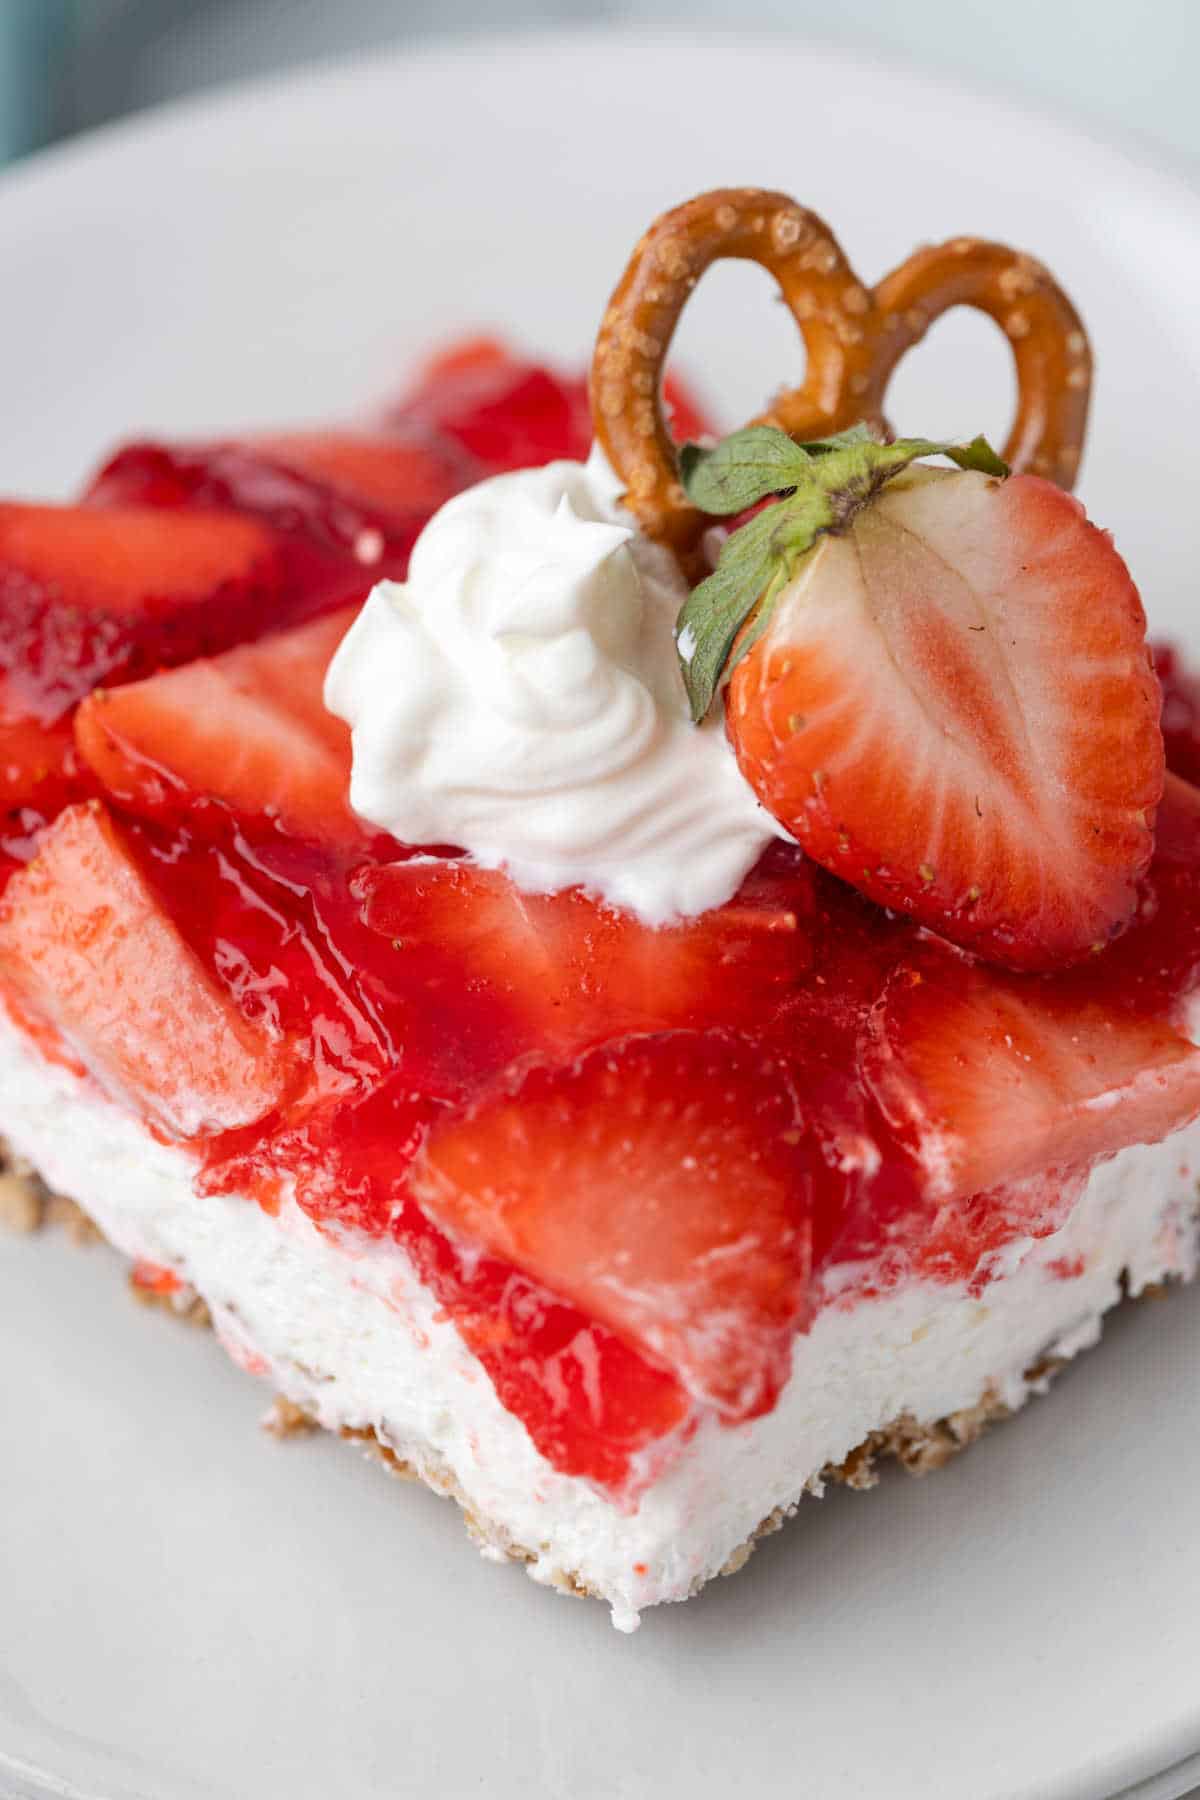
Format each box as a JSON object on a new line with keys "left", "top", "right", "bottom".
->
{"left": 2, "top": 192, "right": 1200, "bottom": 1507}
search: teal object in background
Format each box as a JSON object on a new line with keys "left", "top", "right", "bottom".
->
{"left": 3, "top": 0, "right": 1200, "bottom": 173}
{"left": 0, "top": 0, "right": 67, "bottom": 162}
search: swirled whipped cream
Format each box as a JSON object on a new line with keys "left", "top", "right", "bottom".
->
{"left": 324, "top": 447, "right": 784, "bottom": 923}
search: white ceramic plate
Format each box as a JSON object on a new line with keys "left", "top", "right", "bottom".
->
{"left": 3, "top": 31, "right": 1200, "bottom": 1800}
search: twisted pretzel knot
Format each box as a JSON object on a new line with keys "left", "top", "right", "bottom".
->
{"left": 590, "top": 188, "right": 1092, "bottom": 566}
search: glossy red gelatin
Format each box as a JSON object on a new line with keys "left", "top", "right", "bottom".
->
{"left": 120, "top": 777, "right": 1200, "bottom": 1492}
{"left": 2, "top": 344, "right": 1199, "bottom": 1505}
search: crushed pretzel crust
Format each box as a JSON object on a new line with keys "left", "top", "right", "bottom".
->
{"left": 0, "top": 1144, "right": 1131, "bottom": 1606}
{"left": 128, "top": 1278, "right": 212, "bottom": 1329}
{"left": 262, "top": 1394, "right": 320, "bottom": 1439}
{"left": 0, "top": 1152, "right": 101, "bottom": 1243}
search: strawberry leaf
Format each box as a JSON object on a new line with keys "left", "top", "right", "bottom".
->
{"left": 675, "top": 426, "right": 1009, "bottom": 720}
{"left": 676, "top": 491, "right": 834, "bottom": 721}
{"left": 676, "top": 528, "right": 778, "bottom": 723}
{"left": 679, "top": 426, "right": 813, "bottom": 515}
{"left": 795, "top": 422, "right": 879, "bottom": 455}
{"left": 944, "top": 435, "right": 1010, "bottom": 476}
{"left": 884, "top": 434, "right": 1009, "bottom": 478}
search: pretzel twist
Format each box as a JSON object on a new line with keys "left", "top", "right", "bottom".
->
{"left": 590, "top": 188, "right": 1092, "bottom": 566}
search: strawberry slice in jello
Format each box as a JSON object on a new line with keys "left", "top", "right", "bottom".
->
{"left": 412, "top": 1030, "right": 813, "bottom": 1420}
{"left": 85, "top": 433, "right": 467, "bottom": 590}
{"left": 74, "top": 607, "right": 364, "bottom": 848}
{"left": 0, "top": 677, "right": 78, "bottom": 814}
{"left": 0, "top": 501, "right": 287, "bottom": 723}
{"left": 0, "top": 497, "right": 375, "bottom": 865}
{"left": 863, "top": 946, "right": 1200, "bottom": 1205}
{"left": 390, "top": 337, "right": 712, "bottom": 473}
{"left": 0, "top": 801, "right": 293, "bottom": 1137}
{"left": 353, "top": 846, "right": 813, "bottom": 1060}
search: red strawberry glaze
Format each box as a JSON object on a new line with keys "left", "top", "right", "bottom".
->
{"left": 5, "top": 710, "right": 1200, "bottom": 1499}
{"left": 47, "top": 760, "right": 1191, "bottom": 1497}
{"left": 387, "top": 337, "right": 712, "bottom": 474}
{"left": 84, "top": 440, "right": 430, "bottom": 595}
{"left": 138, "top": 825, "right": 699, "bottom": 1497}
{"left": 4, "top": 345, "right": 1200, "bottom": 1501}
{"left": 1, "top": 345, "right": 677, "bottom": 891}
{"left": 1155, "top": 642, "right": 1200, "bottom": 790}
{"left": 6, "top": 659, "right": 1200, "bottom": 1499}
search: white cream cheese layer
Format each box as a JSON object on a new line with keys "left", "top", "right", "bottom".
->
{"left": 324, "top": 449, "right": 783, "bottom": 924}
{"left": 3, "top": 1010, "right": 1197, "bottom": 1631}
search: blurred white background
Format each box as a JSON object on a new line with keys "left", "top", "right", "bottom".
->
{"left": 2, "top": 0, "right": 1199, "bottom": 172}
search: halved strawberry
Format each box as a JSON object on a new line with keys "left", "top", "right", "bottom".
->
{"left": 74, "top": 607, "right": 361, "bottom": 846}
{"left": 0, "top": 501, "right": 288, "bottom": 722}
{"left": 0, "top": 801, "right": 290, "bottom": 1136}
{"left": 353, "top": 845, "right": 813, "bottom": 1057}
{"left": 860, "top": 944, "right": 1200, "bottom": 1203}
{"left": 725, "top": 468, "right": 1162, "bottom": 970}
{"left": 411, "top": 1030, "right": 813, "bottom": 1419}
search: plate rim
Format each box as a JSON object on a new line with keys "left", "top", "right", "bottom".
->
{"left": 4, "top": 20, "right": 1200, "bottom": 231}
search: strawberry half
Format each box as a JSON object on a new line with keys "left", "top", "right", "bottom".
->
{"left": 0, "top": 801, "right": 291, "bottom": 1136}
{"left": 678, "top": 429, "right": 1163, "bottom": 971}
{"left": 74, "top": 607, "right": 362, "bottom": 847}
{"left": 860, "top": 943, "right": 1200, "bottom": 1202}
{"left": 411, "top": 1030, "right": 814, "bottom": 1419}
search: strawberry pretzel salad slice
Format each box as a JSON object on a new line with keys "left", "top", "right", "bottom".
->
{"left": 4, "top": 188, "right": 1200, "bottom": 1630}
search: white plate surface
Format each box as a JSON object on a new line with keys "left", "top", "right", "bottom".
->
{"left": 3, "top": 31, "right": 1200, "bottom": 1800}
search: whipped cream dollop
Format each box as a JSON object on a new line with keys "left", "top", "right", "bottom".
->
{"left": 324, "top": 447, "right": 784, "bottom": 923}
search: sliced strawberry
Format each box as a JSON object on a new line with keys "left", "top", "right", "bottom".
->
{"left": 85, "top": 442, "right": 411, "bottom": 593}
{"left": 0, "top": 501, "right": 290, "bottom": 722}
{"left": 728, "top": 470, "right": 1163, "bottom": 971}
{"left": 353, "top": 845, "right": 813, "bottom": 1057}
{"left": 1037, "top": 771, "right": 1200, "bottom": 1026}
{"left": 1153, "top": 642, "right": 1200, "bottom": 787}
{"left": 861, "top": 943, "right": 1200, "bottom": 1203}
{"left": 391, "top": 337, "right": 714, "bottom": 476}
{"left": 247, "top": 430, "right": 477, "bottom": 519}
{"left": 74, "top": 607, "right": 361, "bottom": 846}
{"left": 390, "top": 338, "right": 592, "bottom": 471}
{"left": 1155, "top": 769, "right": 1200, "bottom": 866}
{"left": 411, "top": 1031, "right": 813, "bottom": 1419}
{"left": 0, "top": 675, "right": 78, "bottom": 813}
{"left": 0, "top": 801, "right": 290, "bottom": 1136}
